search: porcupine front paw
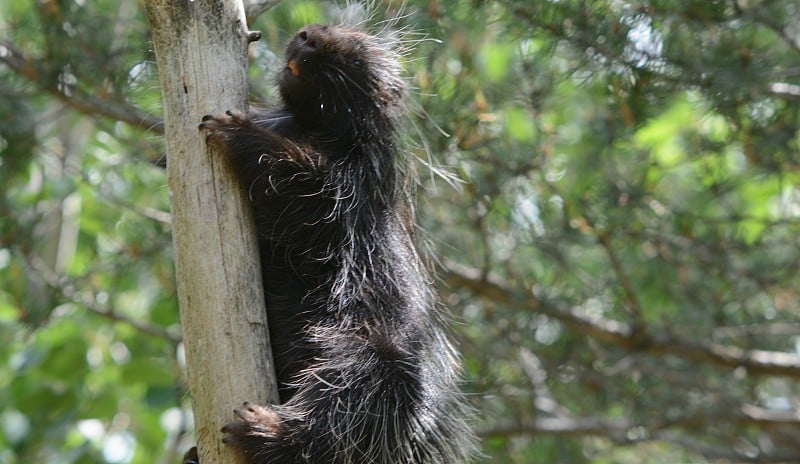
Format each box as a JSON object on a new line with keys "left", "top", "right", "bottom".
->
{"left": 198, "top": 110, "right": 249, "bottom": 138}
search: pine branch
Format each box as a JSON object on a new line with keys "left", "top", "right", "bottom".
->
{"left": 244, "top": 0, "right": 282, "bottom": 24}
{"left": 480, "top": 408, "right": 800, "bottom": 462}
{"left": 25, "top": 253, "right": 180, "bottom": 343}
{"left": 0, "top": 41, "right": 164, "bottom": 133}
{"left": 443, "top": 260, "right": 800, "bottom": 378}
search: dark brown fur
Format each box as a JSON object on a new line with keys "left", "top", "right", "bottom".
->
{"left": 188, "top": 22, "right": 475, "bottom": 464}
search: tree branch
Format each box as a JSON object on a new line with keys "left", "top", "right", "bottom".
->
{"left": 647, "top": 430, "right": 800, "bottom": 463}
{"left": 596, "top": 232, "right": 645, "bottom": 327}
{"left": 479, "top": 416, "right": 632, "bottom": 439}
{"left": 25, "top": 253, "right": 180, "bottom": 343}
{"left": 244, "top": 0, "right": 282, "bottom": 24}
{"left": 0, "top": 41, "right": 164, "bottom": 133}
{"left": 480, "top": 407, "right": 800, "bottom": 463}
{"left": 443, "top": 260, "right": 800, "bottom": 377}
{"left": 751, "top": 11, "right": 800, "bottom": 53}
{"left": 769, "top": 82, "right": 800, "bottom": 100}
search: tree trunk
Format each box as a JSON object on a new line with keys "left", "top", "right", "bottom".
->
{"left": 144, "top": 1, "right": 278, "bottom": 462}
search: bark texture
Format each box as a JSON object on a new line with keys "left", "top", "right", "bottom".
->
{"left": 145, "top": 1, "right": 278, "bottom": 462}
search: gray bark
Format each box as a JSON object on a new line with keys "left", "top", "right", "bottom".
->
{"left": 145, "top": 1, "right": 278, "bottom": 462}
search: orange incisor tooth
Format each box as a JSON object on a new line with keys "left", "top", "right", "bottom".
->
{"left": 288, "top": 59, "right": 299, "bottom": 76}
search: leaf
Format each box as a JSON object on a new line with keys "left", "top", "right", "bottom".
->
{"left": 504, "top": 106, "right": 536, "bottom": 142}
{"left": 481, "top": 42, "right": 515, "bottom": 82}
{"left": 120, "top": 358, "right": 173, "bottom": 387}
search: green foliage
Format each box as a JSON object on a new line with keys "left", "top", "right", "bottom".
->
{"left": 2, "top": 0, "right": 800, "bottom": 462}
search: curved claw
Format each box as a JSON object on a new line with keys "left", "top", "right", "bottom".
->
{"left": 181, "top": 446, "right": 199, "bottom": 464}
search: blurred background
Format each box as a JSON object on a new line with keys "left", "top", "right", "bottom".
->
{"left": 2, "top": 0, "right": 800, "bottom": 462}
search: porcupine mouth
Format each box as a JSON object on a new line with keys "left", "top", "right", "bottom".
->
{"left": 287, "top": 58, "right": 300, "bottom": 77}
{"left": 280, "top": 55, "right": 313, "bottom": 108}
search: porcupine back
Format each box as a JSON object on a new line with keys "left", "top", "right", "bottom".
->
{"left": 199, "top": 8, "right": 476, "bottom": 463}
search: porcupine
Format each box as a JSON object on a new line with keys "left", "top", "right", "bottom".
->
{"left": 188, "top": 13, "right": 475, "bottom": 464}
